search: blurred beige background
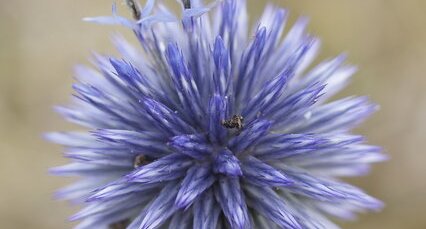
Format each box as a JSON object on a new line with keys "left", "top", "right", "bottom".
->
{"left": 1, "top": 0, "right": 425, "bottom": 228}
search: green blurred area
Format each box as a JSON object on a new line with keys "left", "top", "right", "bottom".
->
{"left": 0, "top": 0, "right": 425, "bottom": 228}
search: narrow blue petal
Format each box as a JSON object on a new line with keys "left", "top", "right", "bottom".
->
{"left": 175, "top": 165, "right": 215, "bottom": 209}
{"left": 182, "top": 8, "right": 210, "bottom": 32}
{"left": 183, "top": 7, "right": 210, "bottom": 18}
{"left": 50, "top": 163, "right": 128, "bottom": 177}
{"left": 165, "top": 43, "right": 204, "bottom": 123}
{"left": 54, "top": 178, "right": 107, "bottom": 203}
{"left": 193, "top": 190, "right": 221, "bottom": 229}
{"left": 45, "top": 131, "right": 96, "bottom": 147}
{"left": 281, "top": 17, "right": 310, "bottom": 54}
{"left": 291, "top": 144, "right": 387, "bottom": 166}
{"left": 310, "top": 163, "right": 373, "bottom": 177}
{"left": 127, "top": 154, "right": 193, "bottom": 183}
{"left": 53, "top": 106, "right": 94, "bottom": 129}
{"left": 256, "top": 6, "right": 288, "bottom": 56}
{"left": 109, "top": 58, "right": 160, "bottom": 100}
{"left": 294, "top": 54, "right": 355, "bottom": 103}
{"left": 212, "top": 36, "right": 231, "bottom": 96}
{"left": 72, "top": 85, "right": 140, "bottom": 129}
{"left": 275, "top": 166, "right": 384, "bottom": 210}
{"left": 241, "top": 156, "right": 293, "bottom": 187}
{"left": 240, "top": 61, "right": 288, "bottom": 121}
{"left": 92, "top": 129, "right": 170, "bottom": 157}
{"left": 215, "top": 177, "right": 251, "bottom": 229}
{"left": 137, "top": 2, "right": 178, "bottom": 27}
{"left": 217, "top": 0, "right": 248, "bottom": 66}
{"left": 92, "top": 54, "right": 144, "bottom": 102}
{"left": 284, "top": 96, "right": 378, "bottom": 133}
{"left": 83, "top": 3, "right": 135, "bottom": 28}
{"left": 235, "top": 27, "right": 267, "bottom": 104}
{"left": 64, "top": 149, "right": 134, "bottom": 167}
{"left": 75, "top": 208, "right": 140, "bottom": 229}
{"left": 87, "top": 179, "right": 161, "bottom": 202}
{"left": 261, "top": 17, "right": 314, "bottom": 81}
{"left": 244, "top": 185, "right": 302, "bottom": 229}
{"left": 293, "top": 145, "right": 387, "bottom": 177}
{"left": 71, "top": 193, "right": 150, "bottom": 221}
{"left": 168, "top": 134, "right": 213, "bottom": 159}
{"left": 208, "top": 94, "right": 228, "bottom": 144}
{"left": 278, "top": 192, "right": 340, "bottom": 229}
{"left": 182, "top": 21, "right": 213, "bottom": 102}
{"left": 320, "top": 65, "right": 357, "bottom": 102}
{"left": 128, "top": 181, "right": 180, "bottom": 229}
{"left": 189, "top": 38, "right": 215, "bottom": 103}
{"left": 137, "top": 12, "right": 178, "bottom": 28}
{"left": 293, "top": 55, "right": 347, "bottom": 91}
{"left": 257, "top": 8, "right": 319, "bottom": 81}
{"left": 142, "top": 97, "right": 196, "bottom": 135}
{"left": 213, "top": 149, "right": 242, "bottom": 176}
{"left": 255, "top": 134, "right": 364, "bottom": 160}
{"left": 314, "top": 199, "right": 376, "bottom": 221}
{"left": 169, "top": 209, "right": 193, "bottom": 229}
{"left": 110, "top": 36, "right": 179, "bottom": 111}
{"left": 83, "top": 15, "right": 134, "bottom": 28}
{"left": 229, "top": 119, "right": 271, "bottom": 153}
{"left": 240, "top": 36, "right": 315, "bottom": 120}
{"left": 272, "top": 82, "right": 326, "bottom": 127}
{"left": 180, "top": 0, "right": 219, "bottom": 32}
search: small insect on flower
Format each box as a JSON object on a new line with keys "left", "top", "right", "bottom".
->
{"left": 48, "top": 0, "right": 387, "bottom": 228}
{"left": 133, "top": 154, "right": 150, "bottom": 168}
{"left": 222, "top": 115, "right": 244, "bottom": 130}
{"left": 109, "top": 219, "right": 131, "bottom": 229}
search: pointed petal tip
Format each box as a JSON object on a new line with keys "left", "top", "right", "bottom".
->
{"left": 48, "top": 167, "right": 65, "bottom": 176}
{"left": 84, "top": 195, "right": 99, "bottom": 203}
{"left": 378, "top": 153, "right": 390, "bottom": 161}
{"left": 44, "top": 132, "right": 70, "bottom": 144}
{"left": 174, "top": 196, "right": 194, "bottom": 211}
{"left": 68, "top": 213, "right": 81, "bottom": 222}
{"left": 43, "top": 132, "right": 55, "bottom": 141}
{"left": 372, "top": 199, "right": 385, "bottom": 211}
{"left": 53, "top": 189, "right": 69, "bottom": 200}
{"left": 359, "top": 195, "right": 385, "bottom": 212}
{"left": 174, "top": 199, "right": 187, "bottom": 209}
{"left": 213, "top": 149, "right": 243, "bottom": 177}
{"left": 81, "top": 17, "right": 94, "bottom": 22}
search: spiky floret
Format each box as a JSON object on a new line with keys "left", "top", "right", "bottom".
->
{"left": 48, "top": 0, "right": 386, "bottom": 228}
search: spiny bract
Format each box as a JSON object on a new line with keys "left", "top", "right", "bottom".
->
{"left": 48, "top": 0, "right": 386, "bottom": 228}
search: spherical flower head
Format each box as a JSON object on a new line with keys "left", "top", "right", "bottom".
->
{"left": 48, "top": 0, "right": 387, "bottom": 228}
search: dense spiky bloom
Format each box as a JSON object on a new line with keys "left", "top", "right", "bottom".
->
{"left": 49, "top": 0, "right": 386, "bottom": 228}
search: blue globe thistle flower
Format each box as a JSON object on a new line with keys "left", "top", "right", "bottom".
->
{"left": 48, "top": 0, "right": 387, "bottom": 228}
